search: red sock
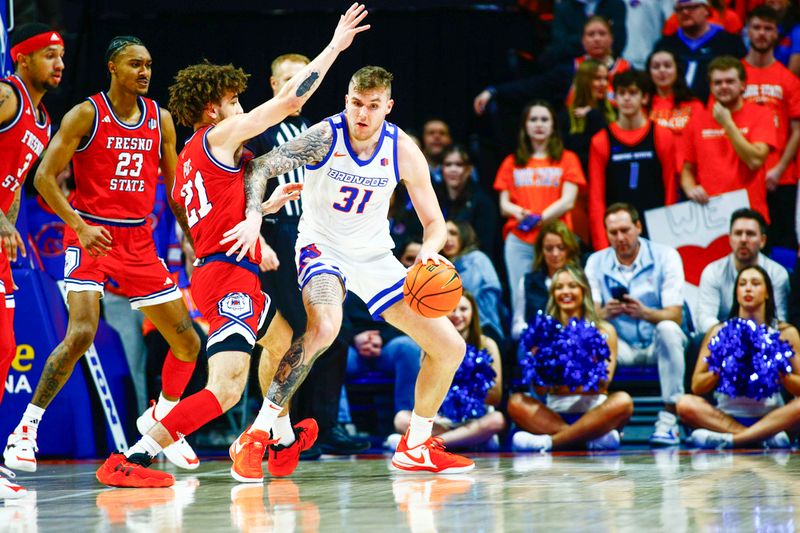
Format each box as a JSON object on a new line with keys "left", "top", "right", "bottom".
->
{"left": 161, "top": 350, "right": 196, "bottom": 399}
{"left": 160, "top": 388, "right": 222, "bottom": 441}
{"left": 0, "top": 303, "right": 15, "bottom": 406}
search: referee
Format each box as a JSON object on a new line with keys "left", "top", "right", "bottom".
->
{"left": 248, "top": 53, "right": 369, "bottom": 457}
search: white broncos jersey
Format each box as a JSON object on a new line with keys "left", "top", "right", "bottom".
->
{"left": 298, "top": 112, "right": 400, "bottom": 253}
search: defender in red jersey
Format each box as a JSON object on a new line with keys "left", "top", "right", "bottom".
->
{"left": 97, "top": 4, "right": 369, "bottom": 488}
{"left": 4, "top": 36, "right": 203, "bottom": 475}
{"left": 0, "top": 22, "right": 64, "bottom": 501}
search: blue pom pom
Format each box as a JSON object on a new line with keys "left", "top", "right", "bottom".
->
{"left": 516, "top": 313, "right": 610, "bottom": 391}
{"left": 706, "top": 318, "right": 794, "bottom": 400}
{"left": 439, "top": 344, "right": 496, "bottom": 423}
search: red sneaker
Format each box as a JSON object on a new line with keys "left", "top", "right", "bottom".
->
{"left": 229, "top": 428, "right": 276, "bottom": 483}
{"left": 391, "top": 432, "right": 475, "bottom": 474}
{"left": 96, "top": 452, "right": 174, "bottom": 488}
{"left": 267, "top": 419, "right": 319, "bottom": 478}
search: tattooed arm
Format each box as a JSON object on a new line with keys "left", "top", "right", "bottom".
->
{"left": 207, "top": 3, "right": 368, "bottom": 151}
{"left": 221, "top": 121, "right": 333, "bottom": 260}
{"left": 159, "top": 108, "right": 194, "bottom": 248}
{"left": 0, "top": 189, "right": 25, "bottom": 262}
{"left": 0, "top": 82, "right": 19, "bottom": 126}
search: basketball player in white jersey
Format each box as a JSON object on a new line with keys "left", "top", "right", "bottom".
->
{"left": 224, "top": 66, "right": 473, "bottom": 474}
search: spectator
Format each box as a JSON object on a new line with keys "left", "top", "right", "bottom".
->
{"left": 443, "top": 220, "right": 505, "bottom": 345}
{"left": 494, "top": 100, "right": 586, "bottom": 308}
{"left": 663, "top": 0, "right": 744, "bottom": 36}
{"left": 585, "top": 203, "right": 687, "bottom": 445}
{"left": 764, "top": 0, "right": 800, "bottom": 74}
{"left": 547, "top": 0, "right": 627, "bottom": 64}
{"left": 557, "top": 59, "right": 617, "bottom": 244}
{"left": 473, "top": 17, "right": 628, "bottom": 117}
{"left": 421, "top": 118, "right": 452, "bottom": 180}
{"left": 742, "top": 5, "right": 800, "bottom": 249}
{"left": 678, "top": 265, "right": 800, "bottom": 449}
{"left": 589, "top": 70, "right": 679, "bottom": 249}
{"left": 509, "top": 264, "right": 633, "bottom": 451}
{"left": 396, "top": 238, "right": 422, "bottom": 268}
{"left": 697, "top": 208, "right": 790, "bottom": 334}
{"left": 654, "top": 0, "right": 746, "bottom": 101}
{"left": 392, "top": 292, "right": 505, "bottom": 450}
{"left": 622, "top": 0, "right": 674, "bottom": 69}
{"left": 345, "top": 295, "right": 421, "bottom": 423}
{"left": 646, "top": 49, "right": 704, "bottom": 142}
{"left": 511, "top": 221, "right": 582, "bottom": 340}
{"left": 681, "top": 56, "right": 777, "bottom": 223}
{"left": 434, "top": 145, "right": 498, "bottom": 259}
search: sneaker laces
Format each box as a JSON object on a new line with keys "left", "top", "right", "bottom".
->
{"left": 125, "top": 452, "right": 154, "bottom": 468}
{"left": 425, "top": 437, "right": 448, "bottom": 452}
{"left": 11, "top": 427, "right": 38, "bottom": 451}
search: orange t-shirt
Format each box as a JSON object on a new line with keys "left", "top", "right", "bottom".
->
{"left": 663, "top": 10, "right": 743, "bottom": 36}
{"left": 683, "top": 101, "right": 777, "bottom": 222}
{"left": 742, "top": 60, "right": 800, "bottom": 185}
{"left": 588, "top": 121, "right": 678, "bottom": 249}
{"left": 649, "top": 94, "right": 704, "bottom": 136}
{"left": 493, "top": 150, "right": 586, "bottom": 244}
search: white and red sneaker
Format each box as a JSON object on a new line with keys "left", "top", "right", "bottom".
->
{"left": 3, "top": 426, "right": 38, "bottom": 473}
{"left": 137, "top": 401, "right": 200, "bottom": 470}
{"left": 0, "top": 466, "right": 27, "bottom": 499}
{"left": 391, "top": 431, "right": 474, "bottom": 474}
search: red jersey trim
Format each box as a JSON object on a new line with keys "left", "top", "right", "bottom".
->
{"left": 202, "top": 127, "right": 241, "bottom": 173}
{"left": 74, "top": 96, "right": 100, "bottom": 153}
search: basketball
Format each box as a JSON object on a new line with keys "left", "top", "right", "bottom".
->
{"left": 403, "top": 262, "right": 463, "bottom": 318}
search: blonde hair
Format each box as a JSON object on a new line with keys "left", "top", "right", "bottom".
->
{"left": 271, "top": 53, "right": 310, "bottom": 76}
{"left": 545, "top": 264, "right": 600, "bottom": 324}
{"left": 349, "top": 65, "right": 393, "bottom": 97}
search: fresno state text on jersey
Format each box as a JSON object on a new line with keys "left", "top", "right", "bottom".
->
{"left": 0, "top": 75, "right": 51, "bottom": 213}
{"left": 71, "top": 92, "right": 162, "bottom": 222}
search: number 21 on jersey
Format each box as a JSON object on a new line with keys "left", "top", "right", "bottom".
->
{"left": 333, "top": 186, "right": 373, "bottom": 214}
{"left": 181, "top": 170, "right": 213, "bottom": 227}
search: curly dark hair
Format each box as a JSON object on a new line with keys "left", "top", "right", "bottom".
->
{"left": 168, "top": 61, "right": 250, "bottom": 127}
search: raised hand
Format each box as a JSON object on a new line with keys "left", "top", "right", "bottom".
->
{"left": 329, "top": 3, "right": 370, "bottom": 53}
{"left": 261, "top": 182, "right": 303, "bottom": 216}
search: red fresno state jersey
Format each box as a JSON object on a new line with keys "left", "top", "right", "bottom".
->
{"left": 174, "top": 126, "right": 261, "bottom": 264}
{"left": 0, "top": 75, "right": 51, "bottom": 213}
{"left": 71, "top": 92, "right": 162, "bottom": 222}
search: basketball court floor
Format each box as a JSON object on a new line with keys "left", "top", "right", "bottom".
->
{"left": 2, "top": 449, "right": 798, "bottom": 532}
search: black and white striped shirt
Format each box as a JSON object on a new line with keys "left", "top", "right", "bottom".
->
{"left": 246, "top": 115, "right": 310, "bottom": 220}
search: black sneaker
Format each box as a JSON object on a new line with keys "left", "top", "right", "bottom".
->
{"left": 299, "top": 443, "right": 322, "bottom": 461}
{"left": 318, "top": 424, "right": 371, "bottom": 455}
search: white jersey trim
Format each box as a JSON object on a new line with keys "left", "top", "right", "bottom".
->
{"left": 100, "top": 92, "right": 147, "bottom": 130}
{"left": 74, "top": 96, "right": 100, "bottom": 153}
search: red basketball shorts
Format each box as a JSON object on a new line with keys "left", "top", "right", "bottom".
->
{"left": 191, "top": 257, "right": 269, "bottom": 356}
{"left": 63, "top": 222, "right": 180, "bottom": 309}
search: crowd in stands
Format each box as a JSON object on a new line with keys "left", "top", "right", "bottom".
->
{"left": 16, "top": 0, "right": 800, "bottom": 454}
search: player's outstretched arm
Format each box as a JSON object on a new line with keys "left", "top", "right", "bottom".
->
{"left": 220, "top": 121, "right": 333, "bottom": 261}
{"left": 209, "top": 3, "right": 369, "bottom": 150}
{"left": 397, "top": 130, "right": 450, "bottom": 267}
{"left": 33, "top": 102, "right": 113, "bottom": 256}
{"left": 159, "top": 108, "right": 194, "bottom": 248}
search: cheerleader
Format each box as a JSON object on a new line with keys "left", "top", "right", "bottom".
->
{"left": 509, "top": 264, "right": 632, "bottom": 451}
{"left": 678, "top": 265, "right": 800, "bottom": 449}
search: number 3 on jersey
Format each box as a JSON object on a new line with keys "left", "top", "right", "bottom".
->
{"left": 181, "top": 170, "right": 213, "bottom": 227}
{"left": 333, "top": 186, "right": 373, "bottom": 214}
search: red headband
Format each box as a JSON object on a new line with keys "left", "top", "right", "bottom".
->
{"left": 10, "top": 31, "right": 64, "bottom": 60}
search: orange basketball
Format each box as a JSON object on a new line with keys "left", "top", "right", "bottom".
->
{"left": 403, "top": 262, "right": 463, "bottom": 318}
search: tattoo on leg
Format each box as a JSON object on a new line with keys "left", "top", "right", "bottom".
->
{"left": 306, "top": 275, "right": 343, "bottom": 306}
{"left": 269, "top": 336, "right": 329, "bottom": 405}
{"left": 295, "top": 71, "right": 319, "bottom": 97}
{"left": 175, "top": 317, "right": 192, "bottom": 335}
{"left": 32, "top": 345, "right": 77, "bottom": 408}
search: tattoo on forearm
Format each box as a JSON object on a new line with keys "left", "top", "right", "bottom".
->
{"left": 245, "top": 122, "right": 334, "bottom": 213}
{"left": 304, "top": 274, "right": 343, "bottom": 306}
{"left": 32, "top": 345, "right": 77, "bottom": 407}
{"left": 6, "top": 197, "right": 20, "bottom": 225}
{"left": 268, "top": 336, "right": 329, "bottom": 405}
{"left": 295, "top": 72, "right": 319, "bottom": 97}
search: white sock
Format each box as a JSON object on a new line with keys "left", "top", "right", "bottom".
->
{"left": 154, "top": 394, "right": 179, "bottom": 420}
{"left": 126, "top": 435, "right": 162, "bottom": 458}
{"left": 21, "top": 404, "right": 45, "bottom": 430}
{"left": 406, "top": 412, "right": 434, "bottom": 448}
{"left": 272, "top": 415, "right": 296, "bottom": 447}
{"left": 249, "top": 398, "right": 282, "bottom": 434}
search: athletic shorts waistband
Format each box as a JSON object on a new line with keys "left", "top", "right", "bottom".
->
{"left": 195, "top": 253, "right": 259, "bottom": 276}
